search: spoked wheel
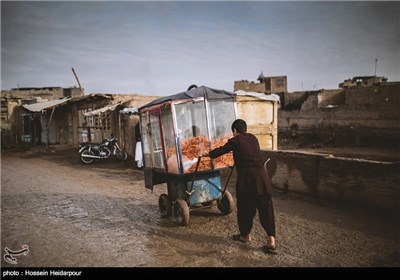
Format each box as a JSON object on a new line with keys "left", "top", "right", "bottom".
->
{"left": 158, "top": 194, "right": 172, "bottom": 218}
{"left": 217, "top": 190, "right": 234, "bottom": 214}
{"left": 116, "top": 149, "right": 128, "bottom": 161}
{"left": 174, "top": 199, "right": 190, "bottom": 226}
{"left": 80, "top": 149, "right": 95, "bottom": 164}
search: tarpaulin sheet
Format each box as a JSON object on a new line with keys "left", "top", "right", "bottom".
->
{"left": 119, "top": 107, "right": 139, "bottom": 115}
{"left": 138, "top": 86, "right": 235, "bottom": 111}
{"left": 235, "top": 90, "right": 281, "bottom": 103}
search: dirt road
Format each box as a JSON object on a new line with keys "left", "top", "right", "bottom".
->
{"left": 1, "top": 145, "right": 399, "bottom": 267}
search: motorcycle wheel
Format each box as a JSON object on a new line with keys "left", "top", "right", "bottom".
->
{"left": 80, "top": 149, "right": 95, "bottom": 164}
{"left": 116, "top": 149, "right": 128, "bottom": 161}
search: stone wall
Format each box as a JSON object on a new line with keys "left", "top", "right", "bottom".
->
{"left": 279, "top": 84, "right": 400, "bottom": 147}
{"left": 1, "top": 87, "right": 83, "bottom": 100}
{"left": 317, "top": 89, "right": 344, "bottom": 108}
{"left": 234, "top": 80, "right": 265, "bottom": 93}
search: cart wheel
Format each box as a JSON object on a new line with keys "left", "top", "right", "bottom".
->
{"left": 159, "top": 194, "right": 172, "bottom": 218}
{"left": 174, "top": 199, "right": 190, "bottom": 226}
{"left": 218, "top": 191, "right": 234, "bottom": 214}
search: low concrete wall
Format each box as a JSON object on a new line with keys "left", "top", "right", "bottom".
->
{"left": 262, "top": 150, "right": 400, "bottom": 213}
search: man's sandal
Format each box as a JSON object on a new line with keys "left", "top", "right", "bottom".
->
{"left": 232, "top": 234, "right": 251, "bottom": 243}
{"left": 263, "top": 244, "right": 276, "bottom": 251}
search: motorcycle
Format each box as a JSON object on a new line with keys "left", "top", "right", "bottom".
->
{"left": 79, "top": 134, "right": 128, "bottom": 164}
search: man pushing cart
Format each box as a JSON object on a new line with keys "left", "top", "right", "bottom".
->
{"left": 137, "top": 85, "right": 237, "bottom": 226}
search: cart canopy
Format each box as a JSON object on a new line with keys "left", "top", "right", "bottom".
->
{"left": 138, "top": 85, "right": 235, "bottom": 111}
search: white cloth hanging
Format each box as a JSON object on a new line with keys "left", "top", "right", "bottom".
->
{"left": 135, "top": 141, "right": 143, "bottom": 168}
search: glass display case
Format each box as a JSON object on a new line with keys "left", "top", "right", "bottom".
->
{"left": 139, "top": 88, "right": 236, "bottom": 175}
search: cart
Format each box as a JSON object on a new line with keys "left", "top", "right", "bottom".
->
{"left": 158, "top": 156, "right": 235, "bottom": 226}
{"left": 138, "top": 85, "right": 237, "bottom": 226}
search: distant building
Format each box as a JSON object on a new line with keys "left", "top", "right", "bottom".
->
{"left": 1, "top": 86, "right": 84, "bottom": 100}
{"left": 339, "top": 76, "right": 388, "bottom": 89}
{"left": 234, "top": 72, "right": 287, "bottom": 94}
{"left": 1, "top": 86, "right": 85, "bottom": 148}
{"left": 262, "top": 74, "right": 287, "bottom": 94}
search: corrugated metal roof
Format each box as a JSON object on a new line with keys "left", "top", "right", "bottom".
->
{"left": 83, "top": 102, "right": 121, "bottom": 116}
{"left": 22, "top": 98, "right": 71, "bottom": 112}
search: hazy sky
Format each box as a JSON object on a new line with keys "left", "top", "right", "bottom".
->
{"left": 1, "top": 1, "right": 399, "bottom": 96}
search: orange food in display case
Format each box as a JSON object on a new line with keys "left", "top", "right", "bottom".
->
{"left": 167, "top": 136, "right": 234, "bottom": 174}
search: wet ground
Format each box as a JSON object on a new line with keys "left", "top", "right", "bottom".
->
{"left": 1, "top": 145, "right": 399, "bottom": 267}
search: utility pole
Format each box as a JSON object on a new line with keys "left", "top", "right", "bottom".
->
{"left": 71, "top": 67, "right": 84, "bottom": 96}
{"left": 374, "top": 58, "right": 378, "bottom": 76}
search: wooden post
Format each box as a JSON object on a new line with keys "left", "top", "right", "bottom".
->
{"left": 71, "top": 67, "right": 84, "bottom": 96}
{"left": 46, "top": 108, "right": 55, "bottom": 148}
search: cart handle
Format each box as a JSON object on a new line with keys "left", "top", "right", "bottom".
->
{"left": 222, "top": 164, "right": 235, "bottom": 195}
{"left": 186, "top": 155, "right": 235, "bottom": 197}
{"left": 186, "top": 155, "right": 203, "bottom": 196}
{"left": 264, "top": 158, "right": 270, "bottom": 170}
